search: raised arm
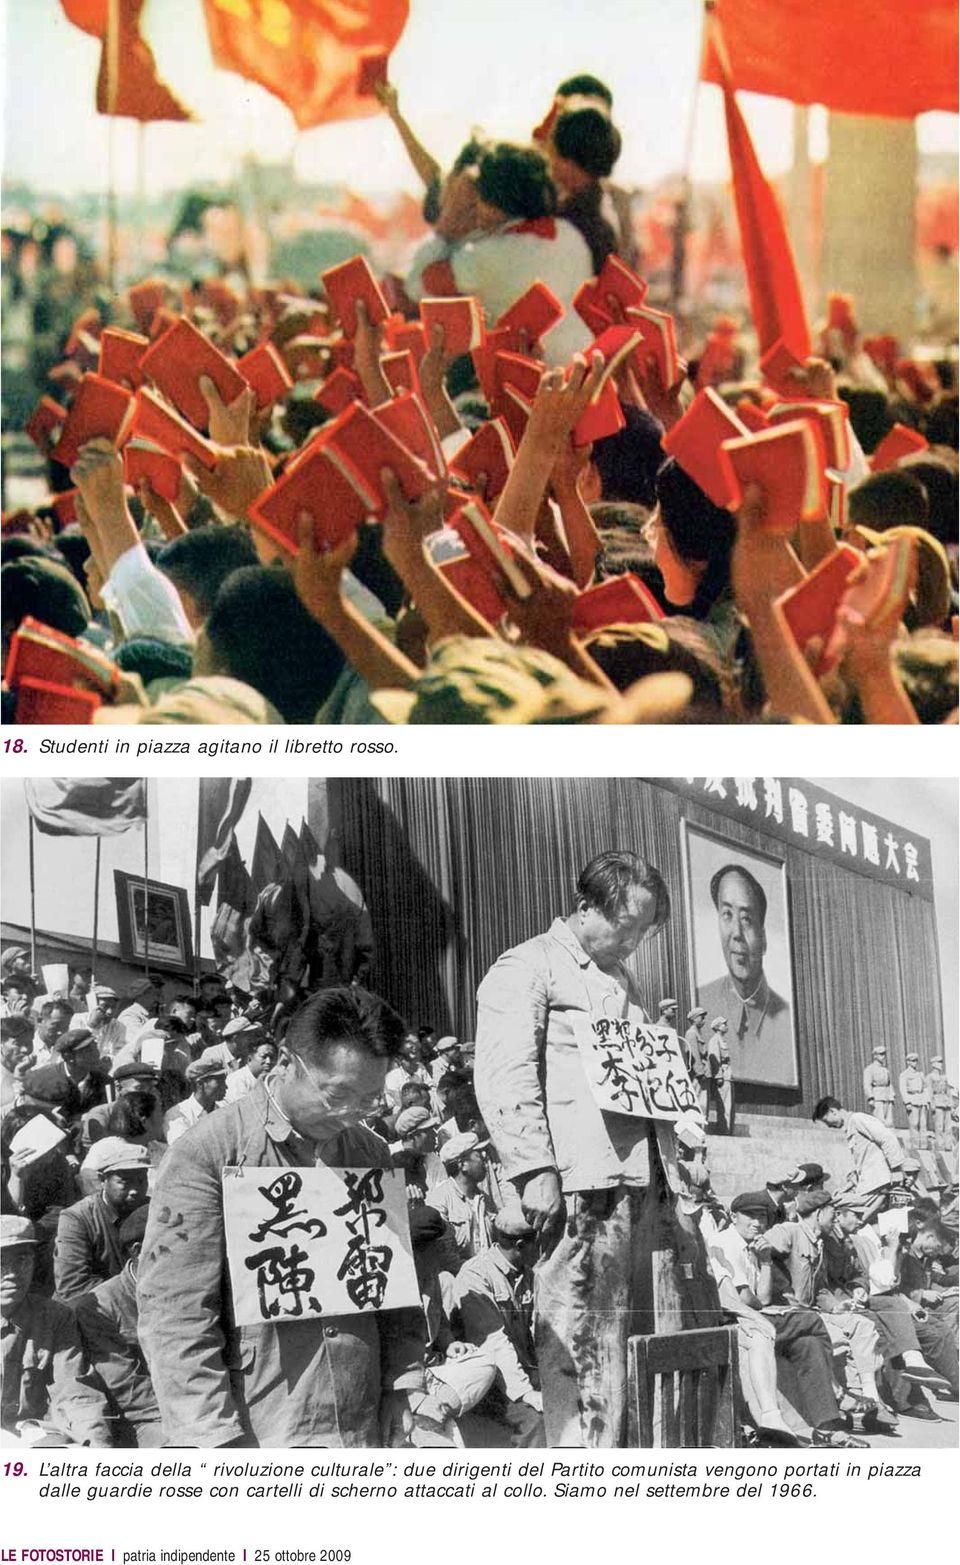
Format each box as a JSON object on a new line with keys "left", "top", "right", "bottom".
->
{"left": 292, "top": 520, "right": 419, "bottom": 692}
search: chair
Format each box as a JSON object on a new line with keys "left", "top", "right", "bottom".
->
{"left": 626, "top": 1326, "right": 740, "bottom": 1447}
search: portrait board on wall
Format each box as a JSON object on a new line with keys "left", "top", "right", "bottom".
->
{"left": 114, "top": 870, "right": 192, "bottom": 974}
{"left": 679, "top": 821, "right": 799, "bottom": 1088}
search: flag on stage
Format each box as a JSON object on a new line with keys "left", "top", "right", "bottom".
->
{"left": 24, "top": 778, "right": 146, "bottom": 836}
{"left": 701, "top": 0, "right": 957, "bottom": 119}
{"left": 60, "top": 0, "right": 194, "bottom": 121}
{"left": 196, "top": 778, "right": 253, "bottom": 906}
{"left": 210, "top": 838, "right": 255, "bottom": 971}
{"left": 704, "top": 17, "right": 810, "bottom": 361}
{"left": 250, "top": 814, "right": 284, "bottom": 896}
{"left": 202, "top": 0, "right": 409, "bottom": 131}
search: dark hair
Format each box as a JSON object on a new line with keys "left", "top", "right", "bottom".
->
{"left": 899, "top": 456, "right": 959, "bottom": 549}
{"left": 157, "top": 526, "right": 259, "bottom": 620}
{"left": 106, "top": 1091, "right": 160, "bottom": 1139}
{"left": 838, "top": 387, "right": 893, "bottom": 454}
{"left": 204, "top": 566, "right": 345, "bottom": 723}
{"left": 114, "top": 637, "right": 193, "bottom": 687}
{"left": 49, "top": 528, "right": 91, "bottom": 587}
{"left": 923, "top": 392, "right": 959, "bottom": 450}
{"left": 1, "top": 557, "right": 90, "bottom": 637}
{"left": 894, "top": 636, "right": 958, "bottom": 724}
{"left": 475, "top": 144, "right": 557, "bottom": 221}
{"left": 1, "top": 1014, "right": 33, "bottom": 1043}
{"left": 284, "top": 986, "right": 406, "bottom": 1067}
{"left": 556, "top": 74, "right": 613, "bottom": 106}
{"left": 848, "top": 470, "right": 929, "bottom": 532}
{"left": 552, "top": 108, "right": 621, "bottom": 178}
{"left": 399, "top": 1080, "right": 431, "bottom": 1109}
{"left": 575, "top": 850, "right": 670, "bottom": 935}
{"left": 451, "top": 137, "right": 485, "bottom": 176}
{"left": 593, "top": 406, "right": 665, "bottom": 508}
{"left": 655, "top": 457, "right": 735, "bottom": 618}
{"left": 812, "top": 1096, "right": 841, "bottom": 1122}
{"left": 709, "top": 863, "right": 767, "bottom": 924}
{"left": 39, "top": 998, "right": 72, "bottom": 1019}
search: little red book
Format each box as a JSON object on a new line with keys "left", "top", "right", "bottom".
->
{"left": 50, "top": 490, "right": 79, "bottom": 531}
{"left": 660, "top": 388, "right": 749, "bottom": 509}
{"left": 862, "top": 335, "right": 899, "bottom": 380}
{"left": 25, "top": 397, "right": 68, "bottom": 456}
{"left": 571, "top": 573, "right": 665, "bottom": 636}
{"left": 127, "top": 280, "right": 168, "bottom": 333}
{"left": 14, "top": 678, "right": 101, "bottom": 725}
{"left": 449, "top": 418, "right": 516, "bottom": 501}
{"left": 625, "top": 305, "right": 680, "bottom": 390}
{"left": 148, "top": 307, "right": 181, "bottom": 341}
{"left": 775, "top": 545, "right": 863, "bottom": 674}
{"left": 758, "top": 338, "right": 807, "bottom": 398}
{"left": 124, "top": 440, "right": 183, "bottom": 502}
{"left": 719, "top": 419, "right": 828, "bottom": 533}
{"left": 420, "top": 296, "right": 485, "bottom": 355}
{"left": 493, "top": 351, "right": 546, "bottom": 406}
{"left": 870, "top": 423, "right": 929, "bottom": 471}
{"left": 472, "top": 327, "right": 515, "bottom": 406}
{"left": 132, "top": 388, "right": 218, "bottom": 470}
{"left": 385, "top": 319, "right": 428, "bottom": 363}
{"left": 573, "top": 377, "right": 626, "bottom": 447}
{"left": 320, "top": 255, "right": 389, "bottom": 338}
{"left": 313, "top": 367, "right": 364, "bottom": 415}
{"left": 248, "top": 439, "right": 368, "bottom": 557}
{"left": 436, "top": 554, "right": 507, "bottom": 625}
{"left": 237, "top": 342, "right": 294, "bottom": 410}
{"left": 357, "top": 50, "right": 389, "bottom": 95}
{"left": 318, "top": 401, "right": 433, "bottom": 518}
{"left": 373, "top": 393, "right": 445, "bottom": 481}
{"left": 381, "top": 350, "right": 419, "bottom": 396}
{"left": 496, "top": 282, "right": 564, "bottom": 345}
{"left": 66, "top": 308, "right": 102, "bottom": 356}
{"left": 50, "top": 375, "right": 137, "bottom": 468}
{"left": 449, "top": 499, "right": 532, "bottom": 601}
{"left": 827, "top": 292, "right": 855, "bottom": 332}
{"left": 735, "top": 400, "right": 770, "bottom": 434}
{"left": 140, "top": 318, "right": 247, "bottom": 431}
{"left": 98, "top": 328, "right": 150, "bottom": 390}
{"left": 572, "top": 280, "right": 613, "bottom": 335}
{"left": 501, "top": 386, "right": 534, "bottom": 446}
{"left": 5, "top": 617, "right": 118, "bottom": 698}
{"left": 768, "top": 399, "right": 850, "bottom": 471}
{"left": 595, "top": 254, "right": 648, "bottom": 311}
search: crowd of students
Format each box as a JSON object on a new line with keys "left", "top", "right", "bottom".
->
{"left": 1, "top": 946, "right": 956, "bottom": 1449}
{"left": 2, "top": 75, "right": 957, "bottom": 726}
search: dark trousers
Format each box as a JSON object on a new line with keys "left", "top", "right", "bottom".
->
{"left": 915, "top": 1303, "right": 958, "bottom": 1391}
{"left": 773, "top": 1309, "right": 840, "bottom": 1429}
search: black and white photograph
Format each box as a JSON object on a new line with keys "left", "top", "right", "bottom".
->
{"left": 1, "top": 774, "right": 956, "bottom": 1455}
{"left": 115, "top": 870, "right": 193, "bottom": 972}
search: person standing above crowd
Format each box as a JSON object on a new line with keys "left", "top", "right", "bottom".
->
{"left": 863, "top": 1046, "right": 895, "bottom": 1126}
{"left": 813, "top": 1096, "right": 906, "bottom": 1217}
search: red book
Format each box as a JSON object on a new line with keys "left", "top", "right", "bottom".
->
{"left": 248, "top": 440, "right": 367, "bottom": 557}
{"left": 98, "top": 328, "right": 150, "bottom": 390}
{"left": 501, "top": 387, "right": 534, "bottom": 446}
{"left": 286, "top": 337, "right": 332, "bottom": 380}
{"left": 381, "top": 350, "right": 419, "bottom": 396}
{"left": 496, "top": 282, "right": 564, "bottom": 345}
{"left": 25, "top": 397, "right": 68, "bottom": 455}
{"left": 14, "top": 678, "right": 101, "bottom": 725}
{"left": 735, "top": 399, "right": 770, "bottom": 434}
{"left": 140, "top": 318, "right": 247, "bottom": 431}
{"left": 237, "top": 341, "right": 294, "bottom": 410}
{"left": 570, "top": 572, "right": 665, "bottom": 636}
{"left": 200, "top": 278, "right": 241, "bottom": 328}
{"left": 49, "top": 361, "right": 83, "bottom": 390}
{"left": 320, "top": 255, "right": 389, "bottom": 338}
{"left": 573, "top": 377, "right": 626, "bottom": 447}
{"left": 50, "top": 375, "right": 137, "bottom": 468}
{"left": 775, "top": 544, "right": 863, "bottom": 674}
{"left": 325, "top": 337, "right": 356, "bottom": 372}
{"left": 493, "top": 352, "right": 546, "bottom": 406}
{"left": 449, "top": 499, "right": 532, "bottom": 601}
{"left": 768, "top": 399, "right": 850, "bottom": 471}
{"left": 385, "top": 319, "right": 428, "bottom": 364}
{"left": 832, "top": 533, "right": 915, "bottom": 631}
{"left": 862, "top": 335, "right": 899, "bottom": 381}
{"left": 449, "top": 418, "right": 516, "bottom": 501}
{"left": 661, "top": 388, "right": 749, "bottom": 509}
{"left": 127, "top": 280, "right": 168, "bottom": 333}
{"left": 572, "top": 280, "right": 613, "bottom": 335}
{"left": 148, "top": 307, "right": 180, "bottom": 341}
{"left": 827, "top": 473, "right": 847, "bottom": 533}
{"left": 625, "top": 305, "right": 679, "bottom": 390}
{"left": 373, "top": 393, "right": 445, "bottom": 481}
{"left": 5, "top": 617, "right": 119, "bottom": 698}
{"left": 357, "top": 50, "right": 389, "bottom": 95}
{"left": 436, "top": 554, "right": 507, "bottom": 625}
{"left": 595, "top": 254, "right": 648, "bottom": 312}
{"left": 758, "top": 337, "right": 806, "bottom": 399}
{"left": 124, "top": 440, "right": 182, "bottom": 502}
{"left": 719, "top": 420, "right": 828, "bottom": 534}
{"left": 318, "top": 401, "right": 433, "bottom": 518}
{"left": 870, "top": 423, "right": 929, "bottom": 472}
{"left": 826, "top": 292, "right": 855, "bottom": 333}
{"left": 420, "top": 296, "right": 485, "bottom": 355}
{"left": 472, "top": 327, "right": 515, "bottom": 406}
{"left": 66, "top": 308, "right": 102, "bottom": 356}
{"left": 132, "top": 388, "right": 218, "bottom": 470}
{"left": 50, "top": 490, "right": 79, "bottom": 531}
{"left": 313, "top": 367, "right": 364, "bottom": 415}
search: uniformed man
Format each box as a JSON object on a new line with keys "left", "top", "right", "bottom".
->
{"left": 862, "top": 1046, "right": 895, "bottom": 1127}
{"left": 682, "top": 1005, "right": 708, "bottom": 1100}
{"left": 898, "top": 1052, "right": 929, "bottom": 1145}
{"left": 657, "top": 997, "right": 679, "bottom": 1029}
{"left": 706, "top": 1016, "right": 734, "bottom": 1135}
{"left": 926, "top": 1058, "right": 953, "bottom": 1149}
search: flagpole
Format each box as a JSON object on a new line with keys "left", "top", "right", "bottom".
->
{"left": 91, "top": 838, "right": 102, "bottom": 984}
{"left": 143, "top": 783, "right": 150, "bottom": 979}
{"left": 193, "top": 795, "right": 202, "bottom": 999}
{"left": 28, "top": 815, "right": 37, "bottom": 977}
{"left": 105, "top": 0, "right": 120, "bottom": 292}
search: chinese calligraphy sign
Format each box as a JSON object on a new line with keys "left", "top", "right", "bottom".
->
{"left": 574, "top": 1016, "right": 701, "bottom": 1121}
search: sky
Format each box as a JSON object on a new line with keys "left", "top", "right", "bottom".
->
{"left": 2, "top": 0, "right": 957, "bottom": 200}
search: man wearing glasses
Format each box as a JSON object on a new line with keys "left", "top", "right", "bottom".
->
{"left": 137, "top": 987, "right": 428, "bottom": 1447}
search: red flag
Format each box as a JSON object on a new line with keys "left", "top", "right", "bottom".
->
{"left": 24, "top": 778, "right": 146, "bottom": 836}
{"left": 60, "top": 0, "right": 193, "bottom": 121}
{"left": 196, "top": 778, "right": 253, "bottom": 906}
{"left": 202, "top": 0, "right": 409, "bottom": 131}
{"left": 701, "top": 0, "right": 957, "bottom": 119}
{"left": 705, "top": 20, "right": 810, "bottom": 361}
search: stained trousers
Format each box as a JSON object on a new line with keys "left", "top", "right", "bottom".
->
{"left": 772, "top": 1309, "right": 841, "bottom": 1429}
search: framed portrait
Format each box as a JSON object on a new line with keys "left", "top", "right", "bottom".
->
{"left": 114, "top": 871, "right": 192, "bottom": 974}
{"left": 679, "top": 821, "right": 799, "bottom": 1088}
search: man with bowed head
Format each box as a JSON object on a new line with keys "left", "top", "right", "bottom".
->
{"left": 475, "top": 848, "right": 679, "bottom": 1447}
{"left": 137, "top": 987, "right": 430, "bottom": 1447}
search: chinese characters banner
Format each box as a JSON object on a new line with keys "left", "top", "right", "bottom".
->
{"left": 574, "top": 1019, "right": 700, "bottom": 1122}
{"left": 223, "top": 1166, "right": 419, "bottom": 1327}
{"left": 655, "top": 779, "right": 934, "bottom": 902}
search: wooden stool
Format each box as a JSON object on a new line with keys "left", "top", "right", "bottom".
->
{"left": 626, "top": 1326, "right": 740, "bottom": 1447}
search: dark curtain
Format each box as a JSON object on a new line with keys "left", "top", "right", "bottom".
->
{"left": 336, "top": 779, "right": 944, "bottom": 1122}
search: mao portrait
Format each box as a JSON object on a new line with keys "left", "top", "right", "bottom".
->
{"left": 680, "top": 823, "right": 798, "bottom": 1089}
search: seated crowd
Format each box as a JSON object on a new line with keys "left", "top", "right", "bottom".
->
{"left": 1, "top": 947, "right": 957, "bottom": 1449}
{"left": 2, "top": 76, "right": 957, "bottom": 726}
